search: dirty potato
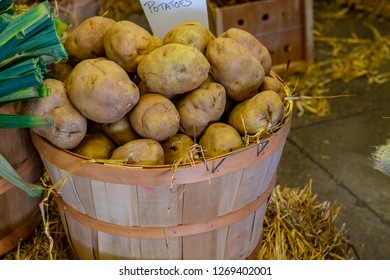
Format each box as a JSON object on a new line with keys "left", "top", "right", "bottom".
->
{"left": 23, "top": 79, "right": 87, "bottom": 149}
{"left": 129, "top": 93, "right": 180, "bottom": 141}
{"left": 228, "top": 90, "right": 284, "bottom": 135}
{"left": 137, "top": 43, "right": 210, "bottom": 97}
{"left": 66, "top": 58, "right": 140, "bottom": 123}
{"left": 176, "top": 81, "right": 226, "bottom": 138}
{"left": 64, "top": 16, "right": 115, "bottom": 64}
{"left": 163, "top": 20, "right": 215, "bottom": 53}
{"left": 161, "top": 133, "right": 196, "bottom": 164}
{"left": 104, "top": 21, "right": 159, "bottom": 72}
{"left": 199, "top": 122, "right": 243, "bottom": 158}
{"left": 110, "top": 138, "right": 164, "bottom": 165}
{"left": 219, "top": 27, "right": 272, "bottom": 75}
{"left": 206, "top": 37, "right": 265, "bottom": 101}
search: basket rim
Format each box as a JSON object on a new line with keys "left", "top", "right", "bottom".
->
{"left": 31, "top": 114, "right": 291, "bottom": 186}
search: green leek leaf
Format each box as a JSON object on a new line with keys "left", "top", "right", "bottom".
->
{"left": 0, "top": 114, "right": 52, "bottom": 128}
{"left": 0, "top": 83, "right": 51, "bottom": 104}
{"left": 0, "top": 0, "right": 13, "bottom": 13}
{"left": 54, "top": 17, "right": 69, "bottom": 37}
{"left": 0, "top": 153, "right": 43, "bottom": 198}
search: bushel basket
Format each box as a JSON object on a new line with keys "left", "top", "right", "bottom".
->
{"left": 31, "top": 107, "right": 292, "bottom": 260}
{"left": 0, "top": 103, "right": 42, "bottom": 256}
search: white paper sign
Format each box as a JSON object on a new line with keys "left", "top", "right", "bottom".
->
{"left": 139, "top": 0, "right": 209, "bottom": 39}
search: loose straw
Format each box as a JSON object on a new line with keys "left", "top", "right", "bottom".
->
{"left": 258, "top": 180, "right": 355, "bottom": 260}
{"left": 285, "top": 5, "right": 390, "bottom": 117}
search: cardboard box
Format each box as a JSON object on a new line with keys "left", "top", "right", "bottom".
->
{"left": 207, "top": 0, "right": 314, "bottom": 72}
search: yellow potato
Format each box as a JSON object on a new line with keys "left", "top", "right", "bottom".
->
{"left": 71, "top": 133, "right": 116, "bottom": 159}
{"left": 259, "top": 70, "right": 286, "bottom": 101}
{"left": 110, "top": 139, "right": 164, "bottom": 165}
{"left": 228, "top": 90, "right": 284, "bottom": 135}
{"left": 102, "top": 115, "right": 140, "bottom": 146}
{"left": 48, "top": 60, "right": 72, "bottom": 82}
{"left": 161, "top": 134, "right": 196, "bottom": 164}
{"left": 199, "top": 122, "right": 243, "bottom": 158}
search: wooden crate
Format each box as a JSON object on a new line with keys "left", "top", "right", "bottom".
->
{"left": 207, "top": 0, "right": 314, "bottom": 73}
{"left": 52, "top": 0, "right": 104, "bottom": 27}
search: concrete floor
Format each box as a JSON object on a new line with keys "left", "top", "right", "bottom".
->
{"left": 276, "top": 3, "right": 390, "bottom": 260}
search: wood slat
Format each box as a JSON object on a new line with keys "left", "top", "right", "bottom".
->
{"left": 0, "top": 105, "right": 43, "bottom": 255}
{"left": 39, "top": 116, "right": 291, "bottom": 259}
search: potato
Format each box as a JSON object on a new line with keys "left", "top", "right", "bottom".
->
{"left": 23, "top": 79, "right": 87, "bottom": 149}
{"left": 48, "top": 61, "right": 72, "bottom": 82}
{"left": 64, "top": 16, "right": 115, "bottom": 64}
{"left": 129, "top": 93, "right": 180, "bottom": 141}
{"left": 206, "top": 37, "right": 265, "bottom": 101}
{"left": 102, "top": 115, "right": 140, "bottom": 146}
{"left": 104, "top": 21, "right": 159, "bottom": 72}
{"left": 110, "top": 139, "right": 164, "bottom": 165}
{"left": 228, "top": 90, "right": 284, "bottom": 135}
{"left": 163, "top": 20, "right": 215, "bottom": 53}
{"left": 161, "top": 134, "right": 196, "bottom": 164}
{"left": 66, "top": 58, "right": 140, "bottom": 123}
{"left": 137, "top": 43, "right": 210, "bottom": 97}
{"left": 153, "top": 35, "right": 164, "bottom": 48}
{"left": 219, "top": 28, "right": 272, "bottom": 75}
{"left": 71, "top": 133, "right": 116, "bottom": 159}
{"left": 176, "top": 82, "right": 226, "bottom": 138}
{"left": 199, "top": 122, "right": 243, "bottom": 158}
{"left": 259, "top": 70, "right": 286, "bottom": 101}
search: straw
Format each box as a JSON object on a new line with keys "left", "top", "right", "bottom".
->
{"left": 258, "top": 180, "right": 355, "bottom": 260}
{"left": 332, "top": 0, "right": 390, "bottom": 19}
{"left": 285, "top": 3, "right": 390, "bottom": 117}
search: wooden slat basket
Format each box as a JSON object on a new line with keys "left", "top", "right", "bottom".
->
{"left": 31, "top": 107, "right": 292, "bottom": 260}
{"left": 0, "top": 103, "right": 43, "bottom": 256}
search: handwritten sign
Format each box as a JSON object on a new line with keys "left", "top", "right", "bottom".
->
{"left": 139, "top": 0, "right": 209, "bottom": 38}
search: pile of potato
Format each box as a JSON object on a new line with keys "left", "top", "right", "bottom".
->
{"left": 24, "top": 16, "right": 287, "bottom": 165}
